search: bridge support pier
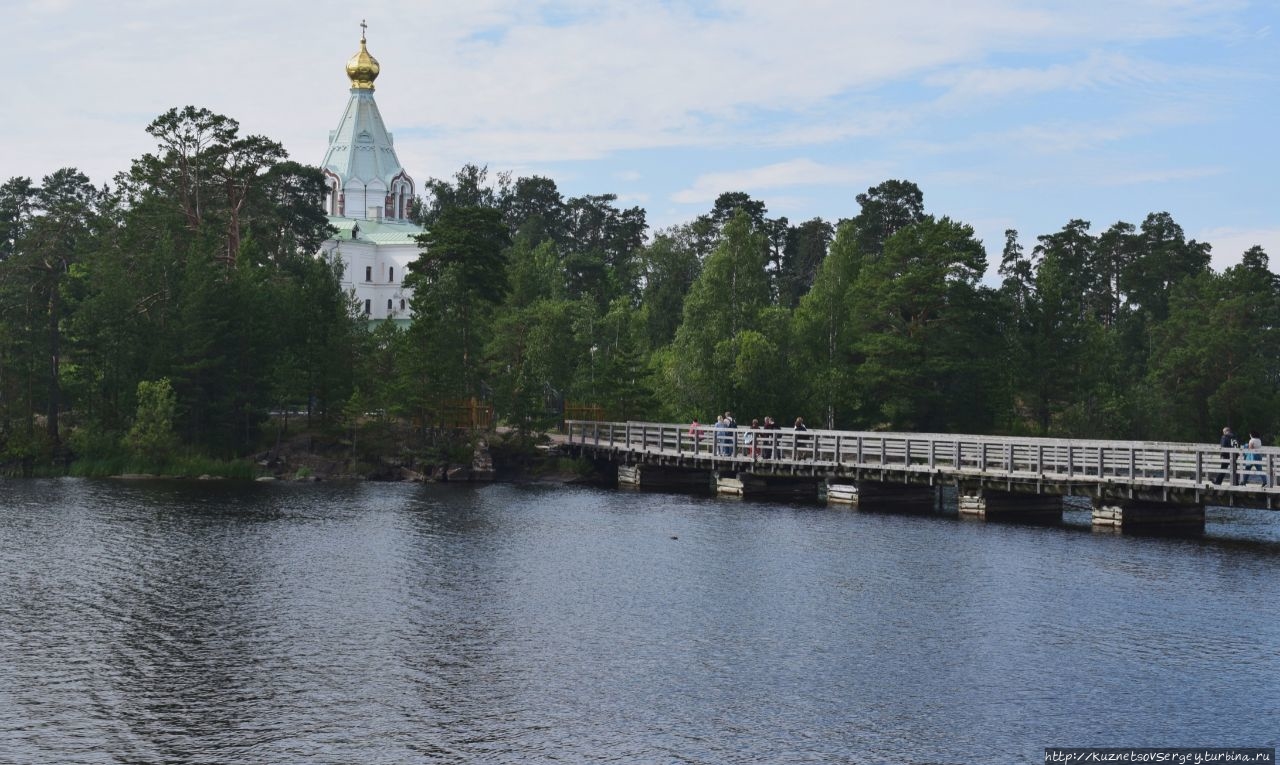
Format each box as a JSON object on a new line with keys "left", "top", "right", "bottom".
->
{"left": 716, "top": 472, "right": 821, "bottom": 501}
{"left": 958, "top": 486, "right": 1062, "bottom": 523}
{"left": 1091, "top": 500, "right": 1204, "bottom": 534}
{"left": 825, "top": 483, "right": 858, "bottom": 506}
{"left": 617, "top": 464, "right": 711, "bottom": 492}
{"left": 854, "top": 481, "right": 937, "bottom": 512}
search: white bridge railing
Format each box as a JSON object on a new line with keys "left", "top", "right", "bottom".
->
{"left": 564, "top": 420, "right": 1278, "bottom": 493}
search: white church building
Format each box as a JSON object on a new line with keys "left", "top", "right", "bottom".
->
{"left": 318, "top": 23, "right": 422, "bottom": 325}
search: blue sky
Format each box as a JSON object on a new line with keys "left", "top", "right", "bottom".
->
{"left": 6, "top": 0, "right": 1277, "bottom": 277}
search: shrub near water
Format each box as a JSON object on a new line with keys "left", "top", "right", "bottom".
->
{"left": 124, "top": 378, "right": 180, "bottom": 465}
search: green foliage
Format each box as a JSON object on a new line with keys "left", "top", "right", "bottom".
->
{"left": 1140, "top": 258, "right": 1280, "bottom": 441}
{"left": 846, "top": 216, "right": 999, "bottom": 432}
{"left": 404, "top": 205, "right": 512, "bottom": 417}
{"left": 1, "top": 427, "right": 56, "bottom": 476}
{"left": 124, "top": 378, "right": 180, "bottom": 464}
{"left": 850, "top": 179, "right": 925, "bottom": 258}
{"left": 3, "top": 99, "right": 1278, "bottom": 475}
{"left": 792, "top": 222, "right": 863, "bottom": 427}
{"left": 66, "top": 424, "right": 123, "bottom": 462}
{"left": 662, "top": 212, "right": 771, "bottom": 417}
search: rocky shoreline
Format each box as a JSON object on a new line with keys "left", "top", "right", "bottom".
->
{"left": 241, "top": 432, "right": 598, "bottom": 485}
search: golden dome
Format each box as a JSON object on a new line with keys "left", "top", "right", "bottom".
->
{"left": 345, "top": 21, "right": 380, "bottom": 90}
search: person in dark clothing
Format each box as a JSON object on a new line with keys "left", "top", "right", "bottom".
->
{"left": 762, "top": 416, "right": 780, "bottom": 459}
{"left": 793, "top": 417, "right": 810, "bottom": 459}
{"left": 1213, "top": 426, "right": 1240, "bottom": 485}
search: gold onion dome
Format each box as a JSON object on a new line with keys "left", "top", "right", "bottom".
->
{"left": 345, "top": 22, "right": 380, "bottom": 90}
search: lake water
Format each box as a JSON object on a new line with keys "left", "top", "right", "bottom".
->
{"left": 1, "top": 478, "right": 1277, "bottom": 764}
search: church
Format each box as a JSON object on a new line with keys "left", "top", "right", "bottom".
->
{"left": 318, "top": 23, "right": 422, "bottom": 325}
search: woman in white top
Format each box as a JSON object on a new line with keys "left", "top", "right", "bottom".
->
{"left": 1243, "top": 430, "right": 1268, "bottom": 487}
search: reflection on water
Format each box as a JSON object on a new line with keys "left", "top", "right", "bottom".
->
{"left": 1, "top": 478, "right": 1277, "bottom": 764}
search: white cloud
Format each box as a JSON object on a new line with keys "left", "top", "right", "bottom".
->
{"left": 3, "top": 0, "right": 1273, "bottom": 272}
{"left": 926, "top": 51, "right": 1172, "bottom": 103}
{"left": 5, "top": 1, "right": 1257, "bottom": 181}
{"left": 1094, "top": 166, "right": 1226, "bottom": 186}
{"left": 672, "top": 159, "right": 888, "bottom": 204}
{"left": 915, "top": 104, "right": 1214, "bottom": 158}
{"left": 1198, "top": 226, "right": 1280, "bottom": 273}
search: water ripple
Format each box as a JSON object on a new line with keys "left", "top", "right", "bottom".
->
{"left": 1, "top": 479, "right": 1277, "bottom": 763}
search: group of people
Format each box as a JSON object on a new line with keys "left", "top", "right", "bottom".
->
{"left": 688, "top": 412, "right": 810, "bottom": 459}
{"left": 1215, "top": 426, "right": 1269, "bottom": 487}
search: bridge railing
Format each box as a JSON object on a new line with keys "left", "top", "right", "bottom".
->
{"left": 564, "top": 420, "right": 1277, "bottom": 491}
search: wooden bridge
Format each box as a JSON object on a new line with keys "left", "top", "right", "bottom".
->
{"left": 563, "top": 420, "right": 1279, "bottom": 532}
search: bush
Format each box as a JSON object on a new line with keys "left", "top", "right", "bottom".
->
{"left": 124, "top": 378, "right": 179, "bottom": 466}
{"left": 1, "top": 428, "right": 56, "bottom": 476}
{"left": 67, "top": 425, "right": 123, "bottom": 462}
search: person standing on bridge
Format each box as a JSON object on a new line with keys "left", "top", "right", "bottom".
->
{"left": 794, "top": 417, "right": 810, "bottom": 460}
{"left": 713, "top": 415, "right": 729, "bottom": 457}
{"left": 1213, "top": 426, "right": 1241, "bottom": 485}
{"left": 1243, "top": 430, "right": 1267, "bottom": 487}
{"left": 762, "top": 416, "right": 780, "bottom": 459}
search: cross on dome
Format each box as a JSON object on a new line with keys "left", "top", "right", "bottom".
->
{"left": 346, "top": 20, "right": 380, "bottom": 90}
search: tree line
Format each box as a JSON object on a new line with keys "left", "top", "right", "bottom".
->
{"left": 2, "top": 106, "right": 1277, "bottom": 473}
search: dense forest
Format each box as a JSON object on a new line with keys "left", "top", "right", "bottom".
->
{"left": 2, "top": 106, "right": 1278, "bottom": 474}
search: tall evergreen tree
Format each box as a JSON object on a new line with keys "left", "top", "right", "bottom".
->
{"left": 847, "top": 216, "right": 997, "bottom": 432}
{"left": 404, "top": 205, "right": 511, "bottom": 422}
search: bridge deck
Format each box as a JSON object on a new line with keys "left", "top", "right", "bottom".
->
{"left": 564, "top": 421, "right": 1279, "bottom": 508}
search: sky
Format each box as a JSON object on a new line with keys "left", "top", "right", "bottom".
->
{"left": 6, "top": 0, "right": 1278, "bottom": 278}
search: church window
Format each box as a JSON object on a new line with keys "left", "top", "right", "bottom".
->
{"left": 389, "top": 266, "right": 394, "bottom": 282}
{"left": 365, "top": 266, "right": 372, "bottom": 282}
{"left": 387, "top": 299, "right": 393, "bottom": 310}
{"left": 364, "top": 299, "right": 371, "bottom": 315}
{"left": 400, "top": 299, "right": 406, "bottom": 310}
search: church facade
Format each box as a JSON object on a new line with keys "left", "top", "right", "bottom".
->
{"left": 318, "top": 24, "right": 422, "bottom": 325}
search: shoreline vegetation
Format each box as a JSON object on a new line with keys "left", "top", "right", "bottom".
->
{"left": 6, "top": 425, "right": 598, "bottom": 485}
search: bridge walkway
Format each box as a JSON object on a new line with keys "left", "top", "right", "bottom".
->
{"left": 564, "top": 420, "right": 1278, "bottom": 509}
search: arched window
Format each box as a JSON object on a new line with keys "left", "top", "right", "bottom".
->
{"left": 389, "top": 266, "right": 394, "bottom": 282}
{"left": 400, "top": 299, "right": 406, "bottom": 310}
{"left": 387, "top": 299, "right": 393, "bottom": 310}
{"left": 363, "top": 299, "right": 371, "bottom": 315}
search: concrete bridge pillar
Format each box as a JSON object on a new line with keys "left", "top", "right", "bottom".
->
{"left": 1091, "top": 499, "right": 1204, "bottom": 534}
{"left": 617, "top": 464, "right": 711, "bottom": 492}
{"left": 715, "top": 472, "right": 821, "bottom": 501}
{"left": 957, "top": 486, "right": 1062, "bottom": 523}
